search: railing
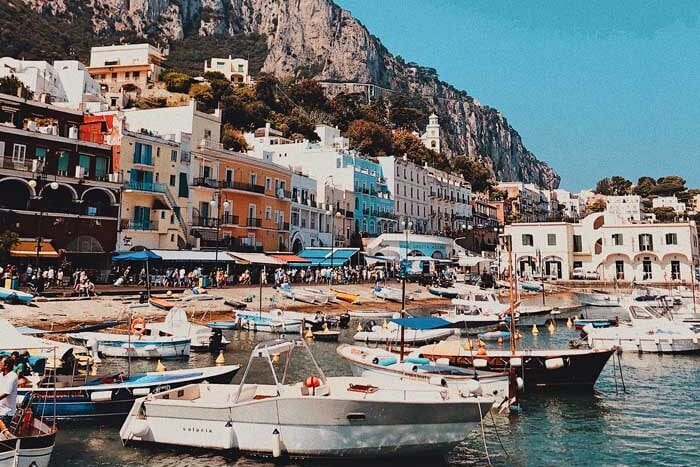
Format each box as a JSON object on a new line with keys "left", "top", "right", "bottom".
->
{"left": 192, "top": 177, "right": 220, "bottom": 188}
{"left": 229, "top": 237, "right": 263, "bottom": 252}
{"left": 191, "top": 215, "right": 218, "bottom": 228}
{"left": 246, "top": 217, "right": 262, "bottom": 227}
{"left": 221, "top": 180, "right": 266, "bottom": 194}
{"left": 120, "top": 219, "right": 157, "bottom": 231}
{"left": 276, "top": 222, "right": 290, "bottom": 231}
{"left": 220, "top": 213, "right": 240, "bottom": 225}
{"left": 124, "top": 181, "right": 169, "bottom": 193}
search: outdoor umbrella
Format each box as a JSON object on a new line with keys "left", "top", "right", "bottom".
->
{"left": 112, "top": 250, "right": 162, "bottom": 296}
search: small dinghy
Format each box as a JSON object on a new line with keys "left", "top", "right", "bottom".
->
{"left": 66, "top": 331, "right": 190, "bottom": 359}
{"left": 0, "top": 400, "right": 57, "bottom": 467}
{"left": 207, "top": 321, "right": 240, "bottom": 330}
{"left": 237, "top": 309, "right": 302, "bottom": 334}
{"left": 373, "top": 286, "right": 407, "bottom": 302}
{"left": 331, "top": 288, "right": 361, "bottom": 304}
{"left": 0, "top": 286, "right": 33, "bottom": 304}
{"left": 278, "top": 284, "right": 323, "bottom": 304}
{"left": 477, "top": 330, "right": 510, "bottom": 341}
{"left": 312, "top": 330, "right": 341, "bottom": 342}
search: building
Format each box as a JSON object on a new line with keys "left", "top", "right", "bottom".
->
{"left": 0, "top": 93, "right": 121, "bottom": 271}
{"left": 53, "top": 60, "right": 107, "bottom": 112}
{"left": 289, "top": 169, "right": 330, "bottom": 252}
{"left": 552, "top": 189, "right": 582, "bottom": 220}
{"left": 204, "top": 56, "right": 252, "bottom": 84}
{"left": 504, "top": 212, "right": 699, "bottom": 282}
{"left": 652, "top": 196, "right": 686, "bottom": 214}
{"left": 605, "top": 195, "right": 642, "bottom": 222}
{"left": 495, "top": 182, "right": 545, "bottom": 223}
{"left": 426, "top": 166, "right": 472, "bottom": 233}
{"left": 364, "top": 233, "right": 457, "bottom": 261}
{"left": 378, "top": 155, "right": 429, "bottom": 233}
{"left": 420, "top": 113, "right": 441, "bottom": 153}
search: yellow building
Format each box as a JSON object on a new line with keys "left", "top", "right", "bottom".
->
{"left": 118, "top": 130, "right": 190, "bottom": 250}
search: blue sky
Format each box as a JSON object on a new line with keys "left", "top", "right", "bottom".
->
{"left": 335, "top": 0, "right": 700, "bottom": 191}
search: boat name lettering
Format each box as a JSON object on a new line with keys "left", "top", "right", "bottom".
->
{"left": 182, "top": 426, "right": 213, "bottom": 433}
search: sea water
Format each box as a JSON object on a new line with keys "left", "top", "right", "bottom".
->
{"left": 49, "top": 302, "right": 700, "bottom": 466}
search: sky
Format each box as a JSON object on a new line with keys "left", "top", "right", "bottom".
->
{"left": 334, "top": 0, "right": 700, "bottom": 191}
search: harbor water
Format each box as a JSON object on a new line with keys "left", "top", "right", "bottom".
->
{"left": 49, "top": 301, "right": 700, "bottom": 466}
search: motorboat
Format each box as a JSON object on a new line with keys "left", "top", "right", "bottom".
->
{"left": 337, "top": 344, "right": 510, "bottom": 403}
{"left": 331, "top": 288, "right": 361, "bottom": 304}
{"left": 66, "top": 332, "right": 190, "bottom": 359}
{"left": 373, "top": 286, "right": 409, "bottom": 302}
{"left": 477, "top": 330, "right": 510, "bottom": 341}
{"left": 431, "top": 305, "right": 506, "bottom": 329}
{"left": 237, "top": 309, "right": 302, "bottom": 334}
{"left": 574, "top": 290, "right": 621, "bottom": 307}
{"left": 120, "top": 338, "right": 495, "bottom": 457}
{"left": 0, "top": 398, "right": 57, "bottom": 467}
{"left": 517, "top": 305, "right": 554, "bottom": 316}
{"left": 311, "top": 329, "right": 341, "bottom": 342}
{"left": 17, "top": 365, "right": 240, "bottom": 421}
{"left": 428, "top": 286, "right": 460, "bottom": 299}
{"left": 573, "top": 318, "right": 617, "bottom": 330}
{"left": 0, "top": 286, "right": 33, "bottom": 304}
{"left": 278, "top": 284, "right": 325, "bottom": 304}
{"left": 145, "top": 308, "right": 229, "bottom": 352}
{"left": 353, "top": 315, "right": 455, "bottom": 345}
{"left": 413, "top": 339, "right": 615, "bottom": 391}
{"left": 451, "top": 290, "right": 509, "bottom": 315}
{"left": 585, "top": 303, "right": 700, "bottom": 353}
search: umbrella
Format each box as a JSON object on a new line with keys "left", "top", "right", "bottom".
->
{"left": 112, "top": 250, "right": 162, "bottom": 296}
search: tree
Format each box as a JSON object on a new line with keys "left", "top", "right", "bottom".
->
{"left": 330, "top": 93, "right": 364, "bottom": 131}
{"left": 653, "top": 206, "right": 676, "bottom": 222}
{"left": 346, "top": 119, "right": 393, "bottom": 157}
{"left": 221, "top": 124, "right": 248, "bottom": 152}
{"left": 633, "top": 176, "right": 656, "bottom": 197}
{"left": 284, "top": 107, "right": 319, "bottom": 142}
{"left": 0, "top": 75, "right": 33, "bottom": 99}
{"left": 652, "top": 176, "right": 686, "bottom": 196}
{"left": 392, "top": 129, "right": 434, "bottom": 161}
{"left": 594, "top": 178, "right": 612, "bottom": 195}
{"left": 609, "top": 176, "right": 632, "bottom": 195}
{"left": 286, "top": 80, "right": 329, "bottom": 111}
{"left": 589, "top": 199, "right": 607, "bottom": 213}
{"left": 389, "top": 94, "right": 427, "bottom": 131}
{"left": 254, "top": 72, "right": 279, "bottom": 109}
{"left": 189, "top": 83, "right": 215, "bottom": 111}
{"left": 0, "top": 230, "right": 19, "bottom": 264}
{"left": 161, "top": 71, "right": 192, "bottom": 94}
{"left": 453, "top": 155, "right": 493, "bottom": 193}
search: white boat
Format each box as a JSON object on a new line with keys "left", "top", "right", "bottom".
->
{"left": 431, "top": 304, "right": 508, "bottom": 328}
{"left": 428, "top": 286, "right": 460, "bottom": 299}
{"left": 373, "top": 286, "right": 409, "bottom": 302}
{"left": 120, "top": 338, "right": 495, "bottom": 457}
{"left": 585, "top": 303, "right": 700, "bottom": 353}
{"left": 451, "top": 290, "right": 509, "bottom": 315}
{"left": 518, "top": 305, "right": 554, "bottom": 316}
{"left": 574, "top": 290, "right": 621, "bottom": 307}
{"left": 237, "top": 309, "right": 302, "bottom": 334}
{"left": 66, "top": 332, "right": 190, "bottom": 359}
{"left": 278, "top": 284, "right": 325, "bottom": 304}
{"left": 353, "top": 314, "right": 454, "bottom": 344}
{"left": 0, "top": 286, "right": 33, "bottom": 304}
{"left": 145, "top": 308, "right": 229, "bottom": 352}
{"left": 337, "top": 344, "right": 510, "bottom": 403}
{"left": 303, "top": 287, "right": 336, "bottom": 303}
{"left": 0, "top": 406, "right": 57, "bottom": 467}
{"left": 348, "top": 310, "right": 396, "bottom": 319}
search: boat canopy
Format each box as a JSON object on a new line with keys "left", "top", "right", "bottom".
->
{"left": 291, "top": 247, "right": 360, "bottom": 267}
{"left": 390, "top": 316, "right": 454, "bottom": 330}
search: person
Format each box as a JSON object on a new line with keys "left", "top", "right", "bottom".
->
{"left": 0, "top": 357, "right": 18, "bottom": 426}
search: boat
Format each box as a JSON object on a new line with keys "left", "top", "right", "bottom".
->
{"left": 373, "top": 286, "right": 408, "bottom": 302}
{"left": 16, "top": 321, "right": 125, "bottom": 336}
{"left": 237, "top": 310, "right": 302, "bottom": 334}
{"left": 574, "top": 290, "right": 621, "bottom": 307}
{"left": 520, "top": 281, "right": 543, "bottom": 292}
{"left": 278, "top": 284, "right": 324, "bottom": 304}
{"left": 451, "top": 290, "right": 509, "bottom": 315}
{"left": 413, "top": 339, "right": 615, "bottom": 391}
{"left": 585, "top": 303, "right": 700, "bottom": 353}
{"left": 0, "top": 397, "right": 57, "bottom": 467}
{"left": 207, "top": 321, "right": 240, "bottom": 330}
{"left": 517, "top": 305, "right": 554, "bottom": 316}
{"left": 120, "top": 338, "right": 495, "bottom": 457}
{"left": 303, "top": 287, "right": 336, "bottom": 303}
{"left": 353, "top": 315, "right": 455, "bottom": 345}
{"left": 66, "top": 331, "right": 190, "bottom": 359}
{"left": 428, "top": 286, "right": 460, "bottom": 299}
{"left": 348, "top": 310, "right": 396, "bottom": 319}
{"left": 145, "top": 308, "right": 229, "bottom": 352}
{"left": 224, "top": 299, "right": 248, "bottom": 310}
{"left": 0, "top": 286, "right": 33, "bottom": 304}
{"left": 477, "top": 330, "right": 510, "bottom": 341}
{"left": 311, "top": 329, "right": 341, "bottom": 342}
{"left": 573, "top": 318, "right": 617, "bottom": 330}
{"left": 430, "top": 305, "right": 506, "bottom": 329}
{"left": 331, "top": 288, "right": 361, "bottom": 304}
{"left": 16, "top": 365, "right": 240, "bottom": 421}
{"left": 148, "top": 297, "right": 176, "bottom": 310}
{"left": 337, "top": 344, "right": 511, "bottom": 403}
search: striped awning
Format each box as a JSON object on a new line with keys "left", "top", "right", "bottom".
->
{"left": 10, "top": 240, "right": 60, "bottom": 258}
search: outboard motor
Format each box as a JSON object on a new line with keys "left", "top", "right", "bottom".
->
{"left": 209, "top": 329, "right": 224, "bottom": 355}
{"left": 139, "top": 291, "right": 147, "bottom": 304}
{"left": 363, "top": 320, "right": 377, "bottom": 332}
{"left": 338, "top": 313, "right": 351, "bottom": 329}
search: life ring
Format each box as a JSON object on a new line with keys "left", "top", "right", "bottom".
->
{"left": 131, "top": 317, "right": 146, "bottom": 336}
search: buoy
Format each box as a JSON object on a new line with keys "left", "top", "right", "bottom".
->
{"left": 548, "top": 321, "right": 556, "bottom": 334}
{"left": 166, "top": 290, "right": 173, "bottom": 297}
{"left": 215, "top": 350, "right": 225, "bottom": 366}
{"left": 356, "top": 322, "right": 362, "bottom": 332}
{"left": 304, "top": 328, "right": 314, "bottom": 339}
{"left": 156, "top": 360, "right": 166, "bottom": 372}
{"left": 532, "top": 324, "right": 539, "bottom": 336}
{"left": 566, "top": 317, "right": 573, "bottom": 328}
{"left": 515, "top": 331, "right": 523, "bottom": 340}
{"left": 382, "top": 319, "right": 388, "bottom": 330}
{"left": 272, "top": 428, "right": 282, "bottom": 458}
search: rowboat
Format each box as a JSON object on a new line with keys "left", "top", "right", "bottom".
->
{"left": 66, "top": 332, "right": 190, "bottom": 359}
{"left": 428, "top": 286, "right": 460, "bottom": 299}
{"left": 303, "top": 287, "right": 336, "bottom": 303}
{"left": 312, "top": 330, "right": 341, "bottom": 342}
{"left": 237, "top": 310, "right": 302, "bottom": 334}
{"left": 278, "top": 284, "right": 324, "bottom": 304}
{"left": 148, "top": 297, "right": 175, "bottom": 310}
{"left": 331, "top": 288, "right": 361, "bottom": 304}
{"left": 0, "top": 286, "right": 33, "bottom": 304}
{"left": 0, "top": 405, "right": 56, "bottom": 467}
{"left": 373, "top": 286, "right": 408, "bottom": 302}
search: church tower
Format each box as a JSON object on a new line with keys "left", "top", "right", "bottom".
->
{"left": 421, "top": 113, "right": 440, "bottom": 153}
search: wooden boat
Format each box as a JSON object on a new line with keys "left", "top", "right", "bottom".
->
{"left": 312, "top": 330, "right": 341, "bottom": 342}
{"left": 0, "top": 403, "right": 57, "bottom": 467}
{"left": 18, "top": 365, "right": 240, "bottom": 421}
{"left": 331, "top": 288, "right": 361, "bottom": 304}
{"left": 0, "top": 286, "right": 33, "bottom": 304}
{"left": 66, "top": 332, "right": 190, "bottom": 359}
{"left": 120, "top": 338, "right": 495, "bottom": 457}
{"left": 148, "top": 297, "right": 175, "bottom": 310}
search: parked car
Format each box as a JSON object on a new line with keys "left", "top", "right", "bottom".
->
{"left": 572, "top": 268, "right": 600, "bottom": 280}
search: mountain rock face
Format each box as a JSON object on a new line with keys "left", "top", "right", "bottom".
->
{"left": 22, "top": 0, "right": 560, "bottom": 188}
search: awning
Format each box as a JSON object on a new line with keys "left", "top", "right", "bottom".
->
{"left": 10, "top": 240, "right": 60, "bottom": 258}
{"left": 269, "top": 254, "right": 311, "bottom": 264}
{"left": 293, "top": 248, "right": 360, "bottom": 267}
{"left": 363, "top": 254, "right": 396, "bottom": 266}
{"left": 458, "top": 256, "right": 493, "bottom": 267}
{"left": 404, "top": 256, "right": 452, "bottom": 264}
{"left": 390, "top": 317, "right": 453, "bottom": 330}
{"left": 227, "top": 252, "right": 285, "bottom": 265}
{"left": 148, "top": 249, "right": 234, "bottom": 262}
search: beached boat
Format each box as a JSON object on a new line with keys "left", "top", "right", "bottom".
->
{"left": 303, "top": 287, "right": 336, "bottom": 303}
{"left": 145, "top": 308, "right": 229, "bottom": 352}
{"left": 585, "top": 303, "right": 700, "bottom": 353}
{"left": 413, "top": 339, "right": 615, "bottom": 391}
{"left": 278, "top": 284, "right": 324, "bottom": 304}
{"left": 120, "top": 338, "right": 495, "bottom": 457}
{"left": 0, "top": 286, "right": 33, "bottom": 304}
{"left": 337, "top": 344, "right": 510, "bottom": 403}
{"left": 428, "top": 286, "right": 460, "bottom": 299}
{"left": 353, "top": 315, "right": 455, "bottom": 345}
{"left": 574, "top": 290, "right": 621, "bottom": 307}
{"left": 373, "top": 286, "right": 406, "bottom": 302}
{"left": 0, "top": 402, "right": 57, "bottom": 467}
{"left": 66, "top": 332, "right": 190, "bottom": 359}
{"left": 237, "top": 310, "right": 302, "bottom": 334}
{"left": 148, "top": 297, "right": 175, "bottom": 310}
{"left": 331, "top": 288, "right": 361, "bottom": 304}
{"left": 17, "top": 365, "right": 239, "bottom": 421}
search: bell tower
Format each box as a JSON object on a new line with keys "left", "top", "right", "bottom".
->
{"left": 421, "top": 113, "right": 440, "bottom": 153}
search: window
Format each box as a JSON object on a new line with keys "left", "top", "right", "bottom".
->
{"left": 124, "top": 72, "right": 130, "bottom": 79}
{"left": 665, "top": 233, "right": 678, "bottom": 245}
{"left": 11, "top": 144, "right": 26, "bottom": 163}
{"left": 78, "top": 154, "right": 91, "bottom": 174}
{"left": 639, "top": 234, "right": 653, "bottom": 251}
{"left": 612, "top": 233, "right": 623, "bottom": 246}
{"left": 57, "top": 151, "right": 70, "bottom": 175}
{"left": 95, "top": 157, "right": 107, "bottom": 179}
{"left": 615, "top": 260, "right": 625, "bottom": 280}
{"left": 547, "top": 234, "right": 556, "bottom": 246}
{"left": 171, "top": 150, "right": 177, "bottom": 162}
{"left": 642, "top": 258, "right": 652, "bottom": 280}
{"left": 671, "top": 260, "right": 681, "bottom": 280}
{"left": 0, "top": 141, "right": 5, "bottom": 157}
{"left": 169, "top": 175, "right": 176, "bottom": 187}
{"left": 160, "top": 211, "right": 166, "bottom": 220}
{"left": 132, "top": 71, "right": 140, "bottom": 79}
{"left": 265, "top": 206, "right": 272, "bottom": 220}
{"left": 250, "top": 173, "right": 257, "bottom": 186}
{"left": 573, "top": 235, "right": 582, "bottom": 252}
{"left": 111, "top": 72, "right": 117, "bottom": 80}
{"left": 133, "top": 142, "right": 153, "bottom": 165}
{"left": 178, "top": 173, "right": 189, "bottom": 198}
{"left": 573, "top": 261, "right": 583, "bottom": 269}
{"left": 522, "top": 234, "right": 534, "bottom": 246}
{"left": 266, "top": 177, "right": 272, "bottom": 191}
{"left": 35, "top": 147, "right": 47, "bottom": 159}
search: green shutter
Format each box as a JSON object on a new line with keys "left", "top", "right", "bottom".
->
{"left": 95, "top": 157, "right": 107, "bottom": 178}
{"left": 57, "top": 151, "right": 69, "bottom": 172}
{"left": 178, "top": 173, "right": 189, "bottom": 198}
{"left": 35, "top": 147, "right": 47, "bottom": 159}
{"left": 79, "top": 154, "right": 91, "bottom": 172}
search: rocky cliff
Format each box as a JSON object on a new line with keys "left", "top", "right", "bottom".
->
{"left": 20, "top": 0, "right": 560, "bottom": 188}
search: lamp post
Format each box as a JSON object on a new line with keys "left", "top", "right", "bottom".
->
{"left": 27, "top": 179, "right": 58, "bottom": 274}
{"left": 400, "top": 219, "right": 413, "bottom": 362}
{"left": 210, "top": 196, "right": 231, "bottom": 286}
{"left": 326, "top": 209, "right": 342, "bottom": 285}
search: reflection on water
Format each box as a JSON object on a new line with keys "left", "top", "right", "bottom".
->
{"left": 51, "top": 302, "right": 700, "bottom": 466}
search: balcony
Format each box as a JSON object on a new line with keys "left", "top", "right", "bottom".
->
{"left": 124, "top": 181, "right": 168, "bottom": 194}
{"left": 229, "top": 237, "right": 263, "bottom": 252}
{"left": 192, "top": 177, "right": 220, "bottom": 189}
{"left": 120, "top": 219, "right": 158, "bottom": 231}
{"left": 276, "top": 222, "right": 290, "bottom": 231}
{"left": 220, "top": 213, "right": 240, "bottom": 225}
{"left": 191, "top": 215, "right": 218, "bottom": 228}
{"left": 221, "top": 180, "right": 265, "bottom": 194}
{"left": 346, "top": 211, "right": 354, "bottom": 219}
{"left": 378, "top": 211, "right": 398, "bottom": 220}
{"left": 246, "top": 217, "right": 262, "bottom": 227}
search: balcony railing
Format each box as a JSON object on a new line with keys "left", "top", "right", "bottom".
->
{"left": 276, "top": 222, "right": 290, "bottom": 231}
{"left": 191, "top": 215, "right": 218, "bottom": 228}
{"left": 221, "top": 180, "right": 265, "bottom": 194}
{"left": 124, "top": 181, "right": 168, "bottom": 193}
{"left": 246, "top": 217, "right": 262, "bottom": 227}
{"left": 192, "top": 177, "right": 220, "bottom": 189}
{"left": 220, "top": 213, "right": 240, "bottom": 225}
{"left": 120, "top": 219, "right": 157, "bottom": 231}
{"left": 229, "top": 237, "right": 263, "bottom": 252}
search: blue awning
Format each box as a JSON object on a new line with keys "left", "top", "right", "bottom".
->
{"left": 291, "top": 248, "right": 360, "bottom": 267}
{"left": 390, "top": 317, "right": 453, "bottom": 330}
{"left": 113, "top": 250, "right": 162, "bottom": 262}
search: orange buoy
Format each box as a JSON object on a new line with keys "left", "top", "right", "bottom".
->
{"left": 476, "top": 346, "right": 487, "bottom": 356}
{"left": 304, "top": 375, "right": 321, "bottom": 388}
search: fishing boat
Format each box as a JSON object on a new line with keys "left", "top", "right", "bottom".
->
{"left": 331, "top": 288, "right": 361, "bottom": 304}
{"left": 0, "top": 398, "right": 57, "bottom": 467}
{"left": 120, "top": 338, "right": 495, "bottom": 457}
{"left": 66, "top": 332, "right": 190, "bottom": 359}
{"left": 373, "top": 286, "right": 406, "bottom": 302}
{"left": 0, "top": 286, "right": 33, "bottom": 304}
{"left": 17, "top": 365, "right": 240, "bottom": 421}
{"left": 337, "top": 344, "right": 510, "bottom": 403}
{"left": 574, "top": 290, "right": 621, "bottom": 307}
{"left": 145, "top": 308, "right": 229, "bottom": 352}
{"left": 148, "top": 297, "right": 175, "bottom": 311}
{"left": 413, "top": 339, "right": 615, "bottom": 391}
{"left": 278, "top": 284, "right": 324, "bottom": 304}
{"left": 353, "top": 315, "right": 455, "bottom": 345}
{"left": 237, "top": 310, "right": 302, "bottom": 334}
{"left": 585, "top": 303, "right": 700, "bottom": 353}
{"left": 428, "top": 286, "right": 460, "bottom": 299}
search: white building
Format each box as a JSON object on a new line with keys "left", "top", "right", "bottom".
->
{"left": 652, "top": 196, "right": 686, "bottom": 214}
{"left": 378, "top": 155, "right": 428, "bottom": 233}
{"left": 289, "top": 169, "right": 330, "bottom": 252}
{"left": 605, "top": 195, "right": 642, "bottom": 222}
{"left": 553, "top": 189, "right": 582, "bottom": 220}
{"left": 420, "top": 113, "right": 441, "bottom": 153}
{"left": 364, "top": 233, "right": 457, "bottom": 261}
{"left": 426, "top": 166, "right": 473, "bottom": 233}
{"left": 505, "top": 213, "right": 699, "bottom": 282}
{"left": 0, "top": 57, "right": 66, "bottom": 103}
{"left": 204, "top": 56, "right": 252, "bottom": 84}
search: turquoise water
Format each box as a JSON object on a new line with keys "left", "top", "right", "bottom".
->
{"left": 49, "top": 303, "right": 699, "bottom": 466}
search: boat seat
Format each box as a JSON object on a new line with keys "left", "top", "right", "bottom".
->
{"left": 233, "top": 384, "right": 258, "bottom": 403}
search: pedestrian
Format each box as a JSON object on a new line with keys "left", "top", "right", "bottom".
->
{"left": 0, "top": 357, "right": 18, "bottom": 426}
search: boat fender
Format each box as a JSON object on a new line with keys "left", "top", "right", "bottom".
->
{"left": 272, "top": 428, "right": 282, "bottom": 458}
{"left": 473, "top": 358, "right": 488, "bottom": 369}
{"left": 372, "top": 357, "right": 397, "bottom": 367}
{"left": 516, "top": 377, "right": 524, "bottom": 392}
{"left": 132, "top": 387, "right": 151, "bottom": 397}
{"left": 429, "top": 376, "right": 448, "bottom": 387}
{"left": 129, "top": 419, "right": 150, "bottom": 438}
{"left": 404, "top": 357, "right": 430, "bottom": 365}
{"left": 693, "top": 337, "right": 698, "bottom": 345}
{"left": 467, "top": 379, "right": 482, "bottom": 396}
{"left": 90, "top": 390, "right": 113, "bottom": 402}
{"left": 545, "top": 357, "right": 565, "bottom": 370}
{"left": 510, "top": 357, "right": 522, "bottom": 367}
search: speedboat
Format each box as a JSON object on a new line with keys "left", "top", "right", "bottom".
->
{"left": 66, "top": 332, "right": 190, "bottom": 359}
{"left": 353, "top": 315, "right": 455, "bottom": 345}
{"left": 451, "top": 290, "right": 509, "bottom": 315}
{"left": 337, "top": 344, "right": 510, "bottom": 403}
{"left": 574, "top": 290, "right": 621, "bottom": 307}
{"left": 585, "top": 303, "right": 700, "bottom": 353}
{"left": 17, "top": 365, "right": 239, "bottom": 421}
{"left": 0, "top": 286, "right": 33, "bottom": 304}
{"left": 120, "top": 338, "right": 495, "bottom": 457}
{"left": 237, "top": 309, "right": 302, "bottom": 334}
{"left": 428, "top": 286, "right": 460, "bottom": 299}
{"left": 0, "top": 399, "right": 57, "bottom": 467}
{"left": 145, "top": 308, "right": 229, "bottom": 352}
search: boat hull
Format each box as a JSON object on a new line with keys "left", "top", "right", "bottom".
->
{"left": 0, "top": 286, "right": 33, "bottom": 304}
{"left": 238, "top": 313, "right": 302, "bottom": 334}
{"left": 67, "top": 334, "right": 191, "bottom": 359}
{"left": 353, "top": 328, "right": 453, "bottom": 345}
{"left": 575, "top": 292, "right": 621, "bottom": 307}
{"left": 0, "top": 434, "right": 55, "bottom": 467}
{"left": 587, "top": 334, "right": 700, "bottom": 353}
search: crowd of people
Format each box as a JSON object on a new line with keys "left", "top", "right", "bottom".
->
{"left": 1, "top": 264, "right": 97, "bottom": 296}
